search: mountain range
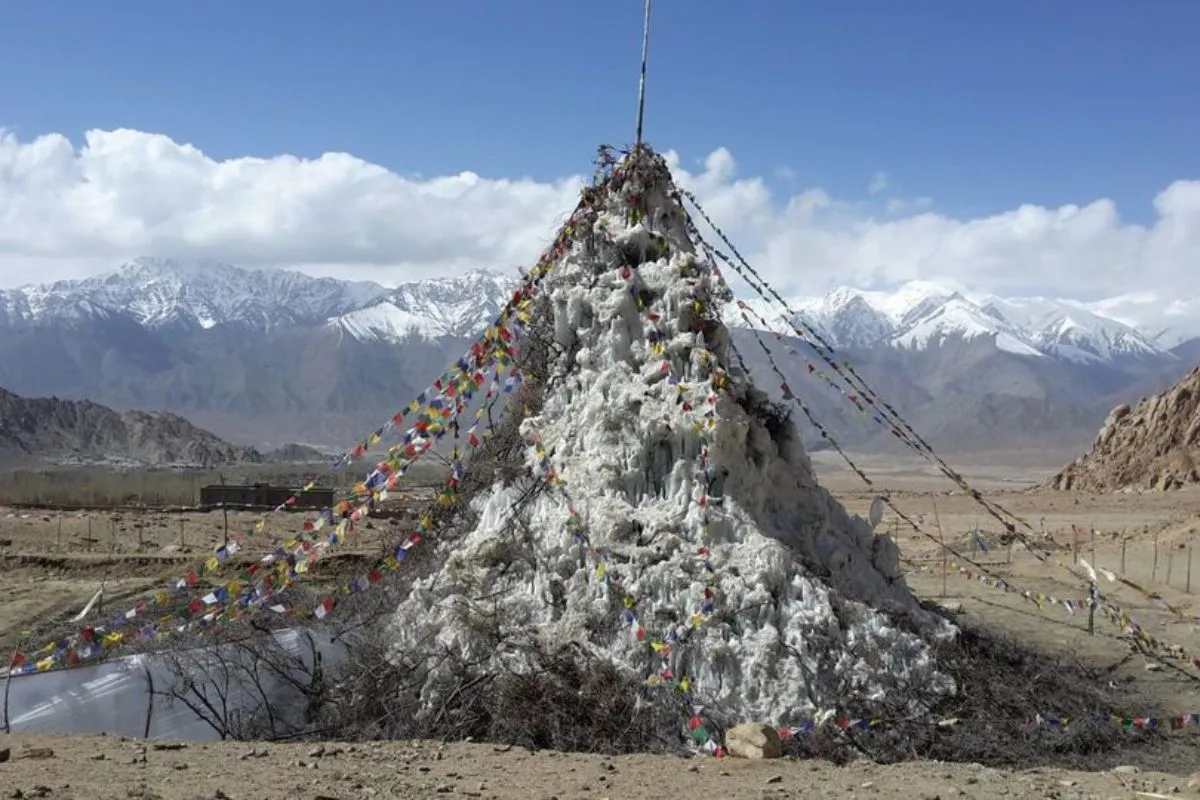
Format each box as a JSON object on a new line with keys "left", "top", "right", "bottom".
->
{"left": 0, "top": 386, "right": 263, "bottom": 469}
{"left": 0, "top": 257, "right": 1196, "bottom": 457}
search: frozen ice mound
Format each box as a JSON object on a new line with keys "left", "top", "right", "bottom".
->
{"left": 388, "top": 149, "right": 956, "bottom": 733}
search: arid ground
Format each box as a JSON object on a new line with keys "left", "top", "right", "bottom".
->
{"left": 3, "top": 451, "right": 1200, "bottom": 799}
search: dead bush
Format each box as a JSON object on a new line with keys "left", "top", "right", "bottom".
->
{"left": 782, "top": 612, "right": 1178, "bottom": 772}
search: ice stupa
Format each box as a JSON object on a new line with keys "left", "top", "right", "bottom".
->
{"left": 388, "top": 146, "right": 956, "bottom": 743}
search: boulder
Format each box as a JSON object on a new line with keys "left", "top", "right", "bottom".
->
{"left": 725, "top": 722, "right": 782, "bottom": 760}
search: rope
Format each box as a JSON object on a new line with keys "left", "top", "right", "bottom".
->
{"left": 675, "top": 188, "right": 1200, "bottom": 671}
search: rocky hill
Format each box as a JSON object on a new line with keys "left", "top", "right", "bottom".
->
{"left": 1046, "top": 366, "right": 1200, "bottom": 492}
{"left": 0, "top": 386, "right": 263, "bottom": 468}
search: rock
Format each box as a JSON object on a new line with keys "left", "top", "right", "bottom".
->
{"left": 724, "top": 722, "right": 782, "bottom": 760}
{"left": 1144, "top": 661, "right": 1165, "bottom": 672}
{"left": 765, "top": 775, "right": 783, "bottom": 784}
{"left": 1044, "top": 367, "right": 1200, "bottom": 493}
{"left": 18, "top": 748, "right": 53, "bottom": 760}
{"left": 1111, "top": 765, "right": 1141, "bottom": 774}
{"left": 0, "top": 747, "right": 8, "bottom": 764}
{"left": 1186, "top": 771, "right": 1200, "bottom": 789}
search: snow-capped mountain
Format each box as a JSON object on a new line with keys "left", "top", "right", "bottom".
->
{"left": 0, "top": 258, "right": 520, "bottom": 341}
{"left": 1080, "top": 293, "right": 1200, "bottom": 350}
{"left": 330, "top": 269, "right": 519, "bottom": 341}
{"left": 0, "top": 257, "right": 1196, "bottom": 453}
{"left": 4, "top": 257, "right": 390, "bottom": 333}
{"left": 0, "top": 260, "right": 1188, "bottom": 368}
{"left": 758, "top": 280, "right": 1177, "bottom": 366}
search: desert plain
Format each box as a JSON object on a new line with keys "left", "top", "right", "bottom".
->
{"left": 1, "top": 451, "right": 1200, "bottom": 799}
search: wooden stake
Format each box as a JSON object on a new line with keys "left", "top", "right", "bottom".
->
{"left": 1087, "top": 583, "right": 1096, "bottom": 636}
{"left": 1153, "top": 532, "right": 1160, "bottom": 582}
{"left": 1188, "top": 546, "right": 1193, "bottom": 594}
{"left": 932, "top": 496, "right": 947, "bottom": 598}
{"left": 219, "top": 473, "right": 230, "bottom": 548}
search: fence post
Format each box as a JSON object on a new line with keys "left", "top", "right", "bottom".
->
{"left": 932, "top": 498, "right": 947, "bottom": 598}
{"left": 1168, "top": 550, "right": 1175, "bottom": 588}
{"left": 1090, "top": 526, "right": 1096, "bottom": 569}
{"left": 1087, "top": 583, "right": 1096, "bottom": 636}
{"left": 1121, "top": 538, "right": 1127, "bottom": 574}
{"left": 1188, "top": 546, "right": 1193, "bottom": 594}
{"left": 1153, "top": 533, "right": 1160, "bottom": 582}
{"left": 219, "top": 473, "right": 230, "bottom": 548}
{"left": 179, "top": 518, "right": 186, "bottom": 549}
{"left": 57, "top": 514, "right": 63, "bottom": 552}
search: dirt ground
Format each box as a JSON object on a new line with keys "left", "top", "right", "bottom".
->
{"left": 1, "top": 733, "right": 1197, "bottom": 800}
{"left": 3, "top": 451, "right": 1200, "bottom": 798}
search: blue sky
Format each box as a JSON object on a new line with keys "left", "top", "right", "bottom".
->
{"left": 1, "top": 1, "right": 1197, "bottom": 222}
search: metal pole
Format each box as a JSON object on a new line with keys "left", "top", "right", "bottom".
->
{"left": 634, "top": 0, "right": 652, "bottom": 146}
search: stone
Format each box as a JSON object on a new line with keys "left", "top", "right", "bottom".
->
{"left": 724, "top": 722, "right": 782, "bottom": 760}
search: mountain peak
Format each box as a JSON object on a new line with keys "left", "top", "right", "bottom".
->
{"left": 116, "top": 256, "right": 244, "bottom": 281}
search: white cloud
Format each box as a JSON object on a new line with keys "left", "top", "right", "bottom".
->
{"left": 1, "top": 127, "right": 1198, "bottom": 305}
{"left": 867, "top": 170, "right": 889, "bottom": 195}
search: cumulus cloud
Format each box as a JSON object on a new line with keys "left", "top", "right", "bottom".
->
{"left": 0, "top": 127, "right": 1198, "bottom": 303}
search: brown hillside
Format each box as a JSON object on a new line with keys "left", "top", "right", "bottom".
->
{"left": 0, "top": 386, "right": 263, "bottom": 468}
{"left": 1046, "top": 365, "right": 1200, "bottom": 492}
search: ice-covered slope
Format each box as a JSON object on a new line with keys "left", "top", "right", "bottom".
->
{"left": 386, "top": 149, "right": 954, "bottom": 736}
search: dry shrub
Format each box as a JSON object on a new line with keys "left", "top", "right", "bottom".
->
{"left": 312, "top": 627, "right": 686, "bottom": 754}
{"left": 783, "top": 610, "right": 1180, "bottom": 772}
